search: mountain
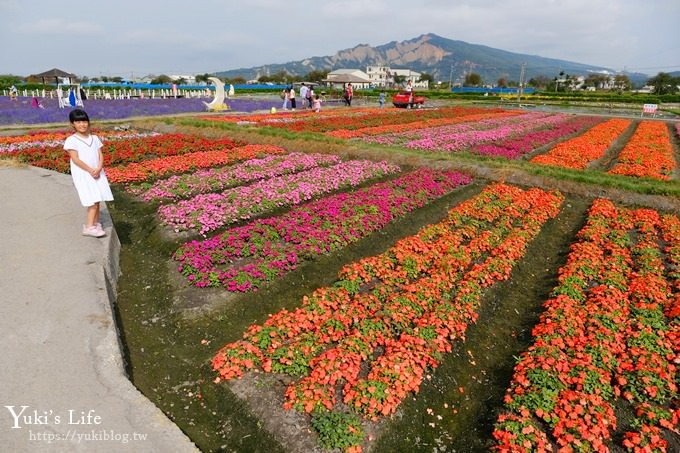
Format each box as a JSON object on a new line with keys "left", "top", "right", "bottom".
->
{"left": 215, "top": 34, "right": 650, "bottom": 86}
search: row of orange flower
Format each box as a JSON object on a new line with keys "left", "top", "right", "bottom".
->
{"left": 493, "top": 199, "right": 679, "bottom": 452}
{"left": 325, "top": 110, "right": 521, "bottom": 140}
{"left": 211, "top": 183, "right": 564, "bottom": 451}
{"left": 530, "top": 118, "right": 631, "bottom": 169}
{"left": 201, "top": 106, "right": 508, "bottom": 135}
{"left": 608, "top": 121, "right": 676, "bottom": 180}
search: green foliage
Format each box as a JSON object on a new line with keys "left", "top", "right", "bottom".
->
{"left": 311, "top": 411, "right": 364, "bottom": 451}
{"left": 647, "top": 72, "right": 680, "bottom": 95}
{"left": 151, "top": 74, "right": 173, "bottom": 84}
{"left": 0, "top": 74, "right": 23, "bottom": 87}
{"left": 464, "top": 72, "right": 482, "bottom": 87}
{"left": 418, "top": 72, "right": 434, "bottom": 84}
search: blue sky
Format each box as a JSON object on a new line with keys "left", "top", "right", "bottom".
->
{"left": 1, "top": 0, "right": 678, "bottom": 78}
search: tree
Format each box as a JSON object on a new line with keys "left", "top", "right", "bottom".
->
{"left": 151, "top": 74, "right": 173, "bottom": 84}
{"left": 584, "top": 73, "right": 609, "bottom": 90}
{"left": 497, "top": 77, "right": 507, "bottom": 88}
{"left": 195, "top": 73, "right": 213, "bottom": 84}
{"left": 0, "top": 74, "right": 23, "bottom": 87}
{"left": 418, "top": 73, "right": 434, "bottom": 84}
{"left": 647, "top": 72, "right": 679, "bottom": 95}
{"left": 270, "top": 70, "right": 290, "bottom": 84}
{"left": 304, "top": 70, "right": 330, "bottom": 83}
{"left": 613, "top": 74, "right": 632, "bottom": 91}
{"left": 527, "top": 75, "right": 552, "bottom": 89}
{"left": 464, "top": 72, "right": 482, "bottom": 87}
{"left": 228, "top": 76, "right": 246, "bottom": 85}
{"left": 392, "top": 75, "right": 406, "bottom": 86}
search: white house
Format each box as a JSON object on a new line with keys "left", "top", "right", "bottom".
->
{"left": 390, "top": 69, "right": 428, "bottom": 89}
{"left": 366, "top": 65, "right": 391, "bottom": 87}
{"left": 323, "top": 69, "right": 371, "bottom": 90}
{"left": 365, "top": 66, "right": 428, "bottom": 89}
{"left": 169, "top": 74, "right": 197, "bottom": 84}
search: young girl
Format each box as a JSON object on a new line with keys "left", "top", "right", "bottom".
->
{"left": 63, "top": 109, "right": 114, "bottom": 237}
{"left": 312, "top": 94, "right": 322, "bottom": 113}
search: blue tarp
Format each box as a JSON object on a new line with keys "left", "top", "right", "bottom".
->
{"left": 451, "top": 87, "right": 536, "bottom": 94}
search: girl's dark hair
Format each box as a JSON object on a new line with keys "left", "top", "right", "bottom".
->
{"left": 69, "top": 109, "right": 90, "bottom": 123}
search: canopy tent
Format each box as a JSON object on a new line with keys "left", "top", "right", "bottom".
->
{"left": 28, "top": 68, "right": 78, "bottom": 85}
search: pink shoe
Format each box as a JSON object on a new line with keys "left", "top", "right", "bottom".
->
{"left": 82, "top": 225, "right": 106, "bottom": 238}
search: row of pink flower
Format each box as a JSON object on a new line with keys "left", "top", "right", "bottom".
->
{"left": 378, "top": 113, "right": 565, "bottom": 151}
{"left": 358, "top": 111, "right": 542, "bottom": 147}
{"left": 608, "top": 120, "right": 676, "bottom": 180}
{"left": 402, "top": 112, "right": 575, "bottom": 153}
{"left": 173, "top": 168, "right": 472, "bottom": 292}
{"left": 473, "top": 115, "right": 604, "bottom": 159}
{"left": 159, "top": 159, "right": 401, "bottom": 235}
{"left": 129, "top": 152, "right": 341, "bottom": 202}
{"left": 361, "top": 112, "right": 524, "bottom": 146}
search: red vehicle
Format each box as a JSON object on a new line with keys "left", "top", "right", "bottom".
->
{"left": 392, "top": 90, "right": 425, "bottom": 108}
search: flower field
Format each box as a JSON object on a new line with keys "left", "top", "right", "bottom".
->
{"left": 198, "top": 107, "right": 677, "bottom": 180}
{"left": 3, "top": 102, "right": 678, "bottom": 453}
{"left": 212, "top": 183, "right": 564, "bottom": 451}
{"left": 173, "top": 168, "right": 472, "bottom": 290}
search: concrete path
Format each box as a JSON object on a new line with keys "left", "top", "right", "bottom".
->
{"left": 0, "top": 165, "right": 199, "bottom": 452}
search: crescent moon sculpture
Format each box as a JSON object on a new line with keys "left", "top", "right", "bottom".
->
{"left": 203, "top": 77, "right": 228, "bottom": 111}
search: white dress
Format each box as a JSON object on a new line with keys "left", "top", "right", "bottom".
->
{"left": 63, "top": 134, "right": 114, "bottom": 207}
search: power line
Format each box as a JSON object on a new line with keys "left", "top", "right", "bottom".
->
{"left": 623, "top": 65, "right": 680, "bottom": 71}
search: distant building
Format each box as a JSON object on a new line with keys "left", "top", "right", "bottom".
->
{"left": 366, "top": 65, "right": 391, "bottom": 87}
{"left": 391, "top": 68, "right": 427, "bottom": 88}
{"left": 366, "top": 66, "right": 428, "bottom": 89}
{"left": 323, "top": 69, "right": 371, "bottom": 90}
{"left": 26, "top": 68, "right": 78, "bottom": 85}
{"left": 168, "top": 74, "right": 197, "bottom": 84}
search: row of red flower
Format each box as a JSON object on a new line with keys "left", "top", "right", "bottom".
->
{"left": 3, "top": 132, "right": 244, "bottom": 174}
{"left": 211, "top": 183, "right": 564, "bottom": 450}
{"left": 106, "top": 144, "right": 285, "bottom": 183}
{"left": 493, "top": 199, "right": 679, "bottom": 452}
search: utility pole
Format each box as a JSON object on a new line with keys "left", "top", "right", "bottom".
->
{"left": 517, "top": 62, "right": 526, "bottom": 102}
{"left": 448, "top": 64, "right": 453, "bottom": 90}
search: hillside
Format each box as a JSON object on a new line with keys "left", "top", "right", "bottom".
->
{"left": 215, "top": 33, "right": 649, "bottom": 86}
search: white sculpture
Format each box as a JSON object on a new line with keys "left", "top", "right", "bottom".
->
{"left": 203, "top": 77, "right": 228, "bottom": 111}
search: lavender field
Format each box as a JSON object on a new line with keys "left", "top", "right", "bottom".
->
{"left": 0, "top": 96, "right": 278, "bottom": 125}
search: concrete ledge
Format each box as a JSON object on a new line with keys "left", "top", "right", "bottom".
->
{"left": 0, "top": 166, "right": 199, "bottom": 452}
